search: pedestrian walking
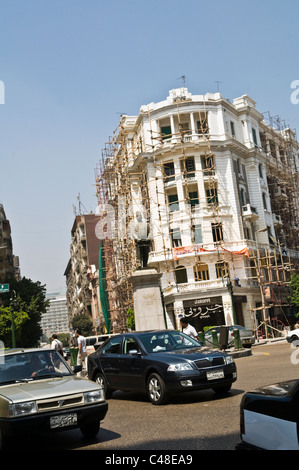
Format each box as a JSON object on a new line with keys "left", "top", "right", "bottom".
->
{"left": 179, "top": 317, "right": 200, "bottom": 341}
{"left": 75, "top": 329, "right": 87, "bottom": 377}
{"left": 51, "top": 334, "right": 64, "bottom": 356}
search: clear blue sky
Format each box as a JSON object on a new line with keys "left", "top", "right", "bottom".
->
{"left": 0, "top": 0, "right": 298, "bottom": 293}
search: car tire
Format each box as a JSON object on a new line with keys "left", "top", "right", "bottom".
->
{"left": 80, "top": 421, "right": 100, "bottom": 439}
{"left": 212, "top": 383, "right": 232, "bottom": 394}
{"left": 94, "top": 372, "right": 113, "bottom": 399}
{"left": 147, "top": 373, "right": 168, "bottom": 405}
{"left": 291, "top": 335, "right": 299, "bottom": 344}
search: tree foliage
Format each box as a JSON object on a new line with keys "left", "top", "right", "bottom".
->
{"left": 72, "top": 313, "right": 93, "bottom": 337}
{"left": 0, "top": 277, "right": 49, "bottom": 347}
{"left": 0, "top": 306, "right": 29, "bottom": 347}
{"left": 290, "top": 273, "right": 299, "bottom": 317}
{"left": 126, "top": 307, "right": 135, "bottom": 331}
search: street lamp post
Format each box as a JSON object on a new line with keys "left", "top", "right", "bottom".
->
{"left": 10, "top": 290, "right": 16, "bottom": 348}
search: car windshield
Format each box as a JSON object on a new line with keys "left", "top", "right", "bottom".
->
{"left": 139, "top": 331, "right": 202, "bottom": 353}
{"left": 0, "top": 350, "right": 73, "bottom": 385}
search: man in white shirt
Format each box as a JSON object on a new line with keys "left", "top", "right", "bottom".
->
{"left": 51, "top": 334, "right": 64, "bottom": 356}
{"left": 75, "top": 329, "right": 87, "bottom": 377}
{"left": 179, "top": 317, "right": 200, "bottom": 341}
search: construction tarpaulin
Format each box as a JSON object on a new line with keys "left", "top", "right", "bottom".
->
{"left": 173, "top": 244, "right": 250, "bottom": 260}
{"left": 99, "top": 240, "right": 111, "bottom": 333}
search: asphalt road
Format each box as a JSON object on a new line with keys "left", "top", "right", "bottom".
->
{"left": 10, "top": 340, "right": 299, "bottom": 452}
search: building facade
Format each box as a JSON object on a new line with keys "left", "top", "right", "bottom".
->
{"left": 64, "top": 214, "right": 104, "bottom": 333}
{"left": 95, "top": 88, "right": 299, "bottom": 336}
{"left": 40, "top": 293, "right": 70, "bottom": 339}
{"left": 0, "top": 204, "right": 20, "bottom": 283}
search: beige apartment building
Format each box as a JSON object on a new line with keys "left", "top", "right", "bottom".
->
{"left": 64, "top": 214, "right": 104, "bottom": 334}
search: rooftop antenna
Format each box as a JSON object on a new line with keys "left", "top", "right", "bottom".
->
{"left": 215, "top": 81, "right": 223, "bottom": 92}
{"left": 77, "top": 193, "right": 88, "bottom": 215}
{"left": 177, "top": 75, "right": 187, "bottom": 86}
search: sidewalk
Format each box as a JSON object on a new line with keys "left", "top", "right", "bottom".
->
{"left": 227, "top": 335, "right": 287, "bottom": 359}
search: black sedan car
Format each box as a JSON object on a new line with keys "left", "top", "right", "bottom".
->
{"left": 87, "top": 330, "right": 237, "bottom": 405}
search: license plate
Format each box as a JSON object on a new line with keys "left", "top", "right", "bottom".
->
{"left": 50, "top": 413, "right": 77, "bottom": 429}
{"left": 207, "top": 369, "right": 224, "bottom": 380}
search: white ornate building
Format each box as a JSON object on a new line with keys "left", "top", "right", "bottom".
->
{"left": 96, "top": 88, "right": 299, "bottom": 335}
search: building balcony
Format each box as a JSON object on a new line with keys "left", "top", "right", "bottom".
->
{"left": 273, "top": 213, "right": 283, "bottom": 226}
{"left": 148, "top": 240, "right": 250, "bottom": 264}
{"left": 163, "top": 277, "right": 259, "bottom": 299}
{"left": 242, "top": 204, "right": 258, "bottom": 221}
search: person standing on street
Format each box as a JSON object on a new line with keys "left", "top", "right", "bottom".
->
{"left": 51, "top": 334, "right": 64, "bottom": 356}
{"left": 75, "top": 329, "right": 87, "bottom": 377}
{"left": 179, "top": 317, "right": 200, "bottom": 341}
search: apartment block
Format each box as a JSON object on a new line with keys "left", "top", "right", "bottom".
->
{"left": 64, "top": 214, "right": 103, "bottom": 333}
{"left": 0, "top": 204, "right": 20, "bottom": 283}
{"left": 40, "top": 293, "right": 70, "bottom": 339}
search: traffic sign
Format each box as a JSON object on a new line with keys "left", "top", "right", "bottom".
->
{"left": 0, "top": 283, "right": 9, "bottom": 293}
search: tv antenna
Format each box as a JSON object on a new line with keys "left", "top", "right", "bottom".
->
{"left": 177, "top": 75, "right": 187, "bottom": 86}
{"left": 215, "top": 81, "right": 223, "bottom": 92}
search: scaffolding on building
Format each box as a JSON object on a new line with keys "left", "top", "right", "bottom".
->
{"left": 94, "top": 94, "right": 299, "bottom": 335}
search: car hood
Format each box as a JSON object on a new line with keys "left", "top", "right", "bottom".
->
{"left": 152, "top": 346, "right": 228, "bottom": 362}
{"left": 0, "top": 376, "right": 101, "bottom": 402}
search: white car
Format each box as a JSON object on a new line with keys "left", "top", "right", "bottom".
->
{"left": 0, "top": 348, "right": 108, "bottom": 449}
{"left": 236, "top": 379, "right": 299, "bottom": 450}
{"left": 286, "top": 328, "right": 299, "bottom": 345}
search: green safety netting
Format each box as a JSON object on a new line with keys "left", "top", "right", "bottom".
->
{"left": 98, "top": 240, "right": 111, "bottom": 333}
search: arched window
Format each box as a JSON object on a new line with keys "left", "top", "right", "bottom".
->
{"left": 194, "top": 263, "right": 209, "bottom": 281}
{"left": 175, "top": 265, "right": 188, "bottom": 284}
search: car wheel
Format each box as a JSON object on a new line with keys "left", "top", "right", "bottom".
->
{"left": 291, "top": 335, "right": 299, "bottom": 344}
{"left": 212, "top": 383, "right": 232, "bottom": 394}
{"left": 80, "top": 421, "right": 100, "bottom": 439}
{"left": 94, "top": 372, "right": 113, "bottom": 399}
{"left": 147, "top": 373, "right": 168, "bottom": 405}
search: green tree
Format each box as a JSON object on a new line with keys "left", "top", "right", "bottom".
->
{"left": 290, "top": 273, "right": 299, "bottom": 318}
{"left": 0, "top": 306, "right": 29, "bottom": 347}
{"left": 126, "top": 307, "right": 135, "bottom": 331}
{"left": 72, "top": 313, "right": 93, "bottom": 337}
{"left": 0, "top": 277, "right": 49, "bottom": 347}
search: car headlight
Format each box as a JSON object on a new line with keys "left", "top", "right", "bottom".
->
{"left": 167, "top": 363, "right": 193, "bottom": 371}
{"left": 225, "top": 355, "right": 234, "bottom": 365}
{"left": 8, "top": 401, "right": 37, "bottom": 417}
{"left": 84, "top": 390, "right": 105, "bottom": 403}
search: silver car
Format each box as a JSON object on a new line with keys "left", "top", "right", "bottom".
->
{"left": 0, "top": 348, "right": 108, "bottom": 449}
{"left": 204, "top": 325, "right": 255, "bottom": 349}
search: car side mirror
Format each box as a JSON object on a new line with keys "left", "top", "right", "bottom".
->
{"left": 73, "top": 365, "right": 82, "bottom": 374}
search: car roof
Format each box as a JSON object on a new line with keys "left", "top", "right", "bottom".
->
{"left": 3, "top": 348, "right": 52, "bottom": 356}
{"left": 107, "top": 330, "right": 175, "bottom": 338}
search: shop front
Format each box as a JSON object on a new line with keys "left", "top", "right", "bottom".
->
{"left": 183, "top": 296, "right": 225, "bottom": 333}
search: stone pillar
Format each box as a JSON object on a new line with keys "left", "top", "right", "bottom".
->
{"left": 129, "top": 269, "right": 166, "bottom": 331}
